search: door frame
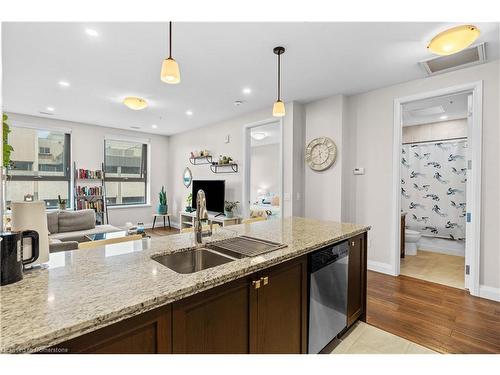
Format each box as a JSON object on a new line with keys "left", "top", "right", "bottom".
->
{"left": 392, "top": 81, "right": 483, "bottom": 296}
{"left": 242, "top": 118, "right": 284, "bottom": 219}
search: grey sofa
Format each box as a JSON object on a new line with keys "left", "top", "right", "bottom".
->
{"left": 47, "top": 209, "right": 121, "bottom": 252}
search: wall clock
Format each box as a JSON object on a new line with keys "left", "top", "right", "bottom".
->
{"left": 305, "top": 137, "right": 337, "bottom": 171}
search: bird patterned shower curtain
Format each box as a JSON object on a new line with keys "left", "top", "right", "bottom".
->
{"left": 401, "top": 139, "right": 467, "bottom": 241}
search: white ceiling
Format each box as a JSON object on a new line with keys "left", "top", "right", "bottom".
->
{"left": 2, "top": 22, "right": 499, "bottom": 135}
{"left": 402, "top": 92, "right": 469, "bottom": 126}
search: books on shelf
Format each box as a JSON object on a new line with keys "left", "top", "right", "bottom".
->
{"left": 76, "top": 185, "right": 103, "bottom": 196}
{"left": 77, "top": 168, "right": 103, "bottom": 180}
{"left": 76, "top": 199, "right": 104, "bottom": 212}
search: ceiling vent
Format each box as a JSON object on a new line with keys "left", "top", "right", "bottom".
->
{"left": 420, "top": 42, "right": 486, "bottom": 75}
{"left": 39, "top": 111, "right": 54, "bottom": 116}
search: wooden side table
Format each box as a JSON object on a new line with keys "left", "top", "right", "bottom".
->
{"left": 152, "top": 213, "right": 172, "bottom": 229}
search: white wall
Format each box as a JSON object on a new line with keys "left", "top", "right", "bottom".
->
{"left": 6, "top": 112, "right": 169, "bottom": 228}
{"left": 304, "top": 95, "right": 344, "bottom": 221}
{"left": 402, "top": 119, "right": 467, "bottom": 143}
{"left": 344, "top": 60, "right": 500, "bottom": 290}
{"left": 167, "top": 102, "right": 305, "bottom": 225}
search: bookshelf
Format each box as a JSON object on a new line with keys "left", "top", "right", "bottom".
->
{"left": 73, "top": 162, "right": 109, "bottom": 225}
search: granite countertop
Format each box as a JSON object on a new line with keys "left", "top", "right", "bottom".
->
{"left": 0, "top": 217, "right": 370, "bottom": 353}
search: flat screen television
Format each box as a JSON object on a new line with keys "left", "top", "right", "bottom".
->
{"left": 192, "top": 180, "right": 225, "bottom": 213}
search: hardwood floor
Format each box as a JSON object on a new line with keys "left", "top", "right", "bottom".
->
{"left": 367, "top": 271, "right": 500, "bottom": 354}
{"left": 145, "top": 227, "right": 179, "bottom": 237}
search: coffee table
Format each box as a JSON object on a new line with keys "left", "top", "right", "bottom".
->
{"left": 79, "top": 231, "right": 143, "bottom": 249}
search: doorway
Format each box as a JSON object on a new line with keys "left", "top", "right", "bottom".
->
{"left": 393, "top": 82, "right": 482, "bottom": 295}
{"left": 242, "top": 119, "right": 283, "bottom": 220}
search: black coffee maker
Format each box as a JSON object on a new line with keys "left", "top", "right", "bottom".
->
{"left": 0, "top": 231, "right": 39, "bottom": 286}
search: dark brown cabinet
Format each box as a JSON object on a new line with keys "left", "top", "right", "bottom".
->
{"left": 172, "top": 276, "right": 251, "bottom": 353}
{"left": 48, "top": 305, "right": 172, "bottom": 354}
{"left": 250, "top": 256, "right": 308, "bottom": 354}
{"left": 347, "top": 232, "right": 367, "bottom": 326}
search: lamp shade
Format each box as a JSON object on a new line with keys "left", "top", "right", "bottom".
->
{"left": 272, "top": 100, "right": 286, "bottom": 117}
{"left": 427, "top": 25, "right": 480, "bottom": 56}
{"left": 123, "top": 97, "right": 148, "bottom": 110}
{"left": 10, "top": 201, "right": 49, "bottom": 266}
{"left": 161, "top": 57, "right": 181, "bottom": 84}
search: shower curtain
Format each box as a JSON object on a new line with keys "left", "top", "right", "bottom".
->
{"left": 401, "top": 139, "right": 467, "bottom": 240}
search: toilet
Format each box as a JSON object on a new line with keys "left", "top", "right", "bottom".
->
{"left": 404, "top": 229, "right": 421, "bottom": 256}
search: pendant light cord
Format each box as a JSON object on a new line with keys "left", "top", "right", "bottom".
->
{"left": 169, "top": 21, "right": 172, "bottom": 58}
{"left": 277, "top": 53, "right": 281, "bottom": 101}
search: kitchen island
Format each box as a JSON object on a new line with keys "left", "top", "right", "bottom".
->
{"left": 0, "top": 217, "right": 370, "bottom": 354}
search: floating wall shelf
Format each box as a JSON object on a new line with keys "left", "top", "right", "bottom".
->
{"left": 189, "top": 155, "right": 213, "bottom": 165}
{"left": 210, "top": 163, "right": 238, "bottom": 174}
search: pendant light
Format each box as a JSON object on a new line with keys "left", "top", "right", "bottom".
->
{"left": 427, "top": 25, "right": 480, "bottom": 56}
{"left": 161, "top": 22, "right": 181, "bottom": 84}
{"left": 272, "top": 46, "right": 285, "bottom": 117}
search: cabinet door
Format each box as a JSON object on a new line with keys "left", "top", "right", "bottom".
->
{"left": 347, "top": 233, "right": 367, "bottom": 326}
{"left": 172, "top": 277, "right": 251, "bottom": 353}
{"left": 250, "top": 256, "right": 308, "bottom": 354}
{"left": 49, "top": 305, "right": 172, "bottom": 354}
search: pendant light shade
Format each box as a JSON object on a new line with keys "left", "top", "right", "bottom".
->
{"left": 161, "top": 22, "right": 181, "bottom": 84}
{"left": 272, "top": 46, "right": 285, "bottom": 117}
{"left": 161, "top": 57, "right": 180, "bottom": 84}
{"left": 273, "top": 100, "right": 286, "bottom": 117}
{"left": 427, "top": 25, "right": 480, "bottom": 56}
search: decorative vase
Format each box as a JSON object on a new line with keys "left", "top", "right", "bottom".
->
{"left": 157, "top": 204, "right": 167, "bottom": 214}
{"left": 224, "top": 209, "right": 234, "bottom": 218}
{"left": 58, "top": 203, "right": 66, "bottom": 210}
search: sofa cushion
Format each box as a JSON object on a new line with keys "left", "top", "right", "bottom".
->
{"left": 58, "top": 209, "right": 96, "bottom": 233}
{"left": 47, "top": 211, "right": 59, "bottom": 234}
{"left": 49, "top": 224, "right": 121, "bottom": 242}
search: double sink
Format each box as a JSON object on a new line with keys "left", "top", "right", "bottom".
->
{"left": 152, "top": 236, "right": 286, "bottom": 274}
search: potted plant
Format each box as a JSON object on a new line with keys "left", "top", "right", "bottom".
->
{"left": 158, "top": 186, "right": 167, "bottom": 214}
{"left": 185, "top": 193, "right": 193, "bottom": 212}
{"left": 224, "top": 200, "right": 239, "bottom": 218}
{"left": 58, "top": 195, "right": 67, "bottom": 210}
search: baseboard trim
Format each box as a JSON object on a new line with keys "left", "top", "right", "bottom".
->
{"left": 367, "top": 260, "right": 395, "bottom": 276}
{"left": 479, "top": 285, "right": 500, "bottom": 302}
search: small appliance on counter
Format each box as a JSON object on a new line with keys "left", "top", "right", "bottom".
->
{"left": 0, "top": 230, "right": 40, "bottom": 286}
{"left": 10, "top": 201, "right": 50, "bottom": 267}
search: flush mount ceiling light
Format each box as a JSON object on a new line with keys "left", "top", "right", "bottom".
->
{"left": 427, "top": 25, "right": 480, "bottom": 56}
{"left": 85, "top": 28, "right": 99, "bottom": 37}
{"left": 251, "top": 132, "right": 267, "bottom": 141}
{"left": 272, "top": 46, "right": 286, "bottom": 117}
{"left": 161, "top": 22, "right": 181, "bottom": 84}
{"left": 123, "top": 96, "right": 148, "bottom": 110}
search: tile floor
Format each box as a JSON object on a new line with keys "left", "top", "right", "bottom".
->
{"left": 400, "top": 249, "right": 465, "bottom": 289}
{"left": 331, "top": 322, "right": 436, "bottom": 354}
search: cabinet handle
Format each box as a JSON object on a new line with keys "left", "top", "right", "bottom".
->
{"left": 351, "top": 241, "right": 355, "bottom": 247}
{"left": 252, "top": 279, "right": 261, "bottom": 289}
{"left": 261, "top": 276, "right": 269, "bottom": 286}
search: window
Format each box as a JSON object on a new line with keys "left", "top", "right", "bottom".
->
{"left": 104, "top": 139, "right": 148, "bottom": 206}
{"left": 6, "top": 127, "right": 71, "bottom": 209}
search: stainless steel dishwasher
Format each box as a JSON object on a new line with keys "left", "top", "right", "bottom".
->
{"left": 308, "top": 240, "right": 349, "bottom": 353}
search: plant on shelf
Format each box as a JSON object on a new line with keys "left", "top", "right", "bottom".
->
{"left": 158, "top": 186, "right": 168, "bottom": 214}
{"left": 218, "top": 155, "right": 233, "bottom": 165}
{"left": 224, "top": 200, "right": 239, "bottom": 218}
{"left": 185, "top": 193, "right": 193, "bottom": 212}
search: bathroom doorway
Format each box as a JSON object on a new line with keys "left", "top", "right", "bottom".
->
{"left": 242, "top": 119, "right": 283, "bottom": 220}
{"left": 393, "top": 82, "right": 482, "bottom": 295}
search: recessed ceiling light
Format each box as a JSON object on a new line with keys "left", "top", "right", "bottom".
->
{"left": 123, "top": 96, "right": 148, "bottom": 110}
{"left": 440, "top": 115, "right": 449, "bottom": 120}
{"left": 251, "top": 132, "right": 267, "bottom": 141}
{"left": 152, "top": 124, "right": 158, "bottom": 129}
{"left": 242, "top": 87, "right": 252, "bottom": 95}
{"left": 58, "top": 81, "right": 70, "bottom": 87}
{"left": 85, "top": 28, "right": 99, "bottom": 37}
{"left": 46, "top": 106, "right": 55, "bottom": 112}
{"left": 185, "top": 110, "right": 193, "bottom": 116}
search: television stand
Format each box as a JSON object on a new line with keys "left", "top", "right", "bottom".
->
{"left": 179, "top": 211, "right": 242, "bottom": 231}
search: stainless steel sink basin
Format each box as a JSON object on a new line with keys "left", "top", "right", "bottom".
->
{"left": 152, "top": 247, "right": 240, "bottom": 274}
